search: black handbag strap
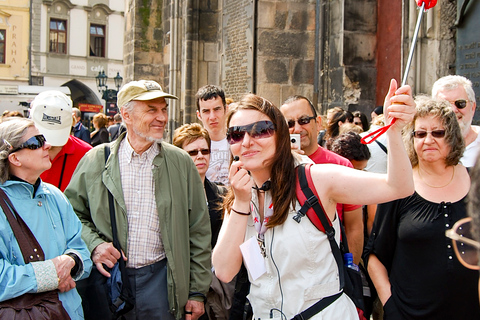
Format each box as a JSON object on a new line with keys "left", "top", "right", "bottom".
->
{"left": 374, "top": 140, "right": 388, "bottom": 154}
{"left": 0, "top": 188, "right": 45, "bottom": 263}
{"left": 104, "top": 146, "right": 121, "bottom": 253}
{"left": 104, "top": 145, "right": 135, "bottom": 317}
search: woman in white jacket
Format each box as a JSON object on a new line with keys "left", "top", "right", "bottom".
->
{"left": 212, "top": 80, "right": 416, "bottom": 320}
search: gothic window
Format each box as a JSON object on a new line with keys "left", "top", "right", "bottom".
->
{"left": 89, "top": 24, "right": 105, "bottom": 57}
{"left": 49, "top": 19, "right": 67, "bottom": 54}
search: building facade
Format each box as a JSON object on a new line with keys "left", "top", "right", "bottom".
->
{"left": 124, "top": 0, "right": 465, "bottom": 141}
{"left": 0, "top": 0, "right": 125, "bottom": 117}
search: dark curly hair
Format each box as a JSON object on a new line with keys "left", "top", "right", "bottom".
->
{"left": 328, "top": 131, "right": 370, "bottom": 162}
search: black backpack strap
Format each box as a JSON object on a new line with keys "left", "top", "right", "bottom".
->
{"left": 297, "top": 164, "right": 345, "bottom": 290}
{"left": 291, "top": 164, "right": 347, "bottom": 320}
{"left": 291, "top": 291, "right": 342, "bottom": 320}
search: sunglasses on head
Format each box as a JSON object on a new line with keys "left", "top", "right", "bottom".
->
{"left": 287, "top": 116, "right": 316, "bottom": 128}
{"left": 227, "top": 120, "right": 276, "bottom": 145}
{"left": 11, "top": 135, "right": 47, "bottom": 153}
{"left": 186, "top": 148, "right": 210, "bottom": 157}
{"left": 452, "top": 99, "right": 469, "bottom": 109}
{"left": 412, "top": 130, "right": 446, "bottom": 139}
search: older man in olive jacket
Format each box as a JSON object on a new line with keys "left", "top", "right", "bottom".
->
{"left": 65, "top": 80, "right": 211, "bottom": 320}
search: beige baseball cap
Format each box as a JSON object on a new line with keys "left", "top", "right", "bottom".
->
{"left": 30, "top": 90, "right": 73, "bottom": 147}
{"left": 117, "top": 80, "right": 178, "bottom": 108}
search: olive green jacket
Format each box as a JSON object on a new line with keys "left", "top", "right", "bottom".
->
{"left": 65, "top": 134, "right": 212, "bottom": 319}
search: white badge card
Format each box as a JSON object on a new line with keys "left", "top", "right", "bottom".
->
{"left": 240, "top": 236, "right": 267, "bottom": 281}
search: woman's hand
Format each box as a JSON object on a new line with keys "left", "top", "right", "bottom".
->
{"left": 51, "top": 255, "right": 76, "bottom": 293}
{"left": 229, "top": 160, "right": 254, "bottom": 204}
{"left": 383, "top": 79, "right": 416, "bottom": 132}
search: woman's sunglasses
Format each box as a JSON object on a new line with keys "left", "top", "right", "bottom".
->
{"left": 287, "top": 116, "right": 316, "bottom": 128}
{"left": 446, "top": 217, "right": 480, "bottom": 270}
{"left": 227, "top": 120, "right": 276, "bottom": 145}
{"left": 11, "top": 135, "right": 47, "bottom": 153}
{"left": 186, "top": 148, "right": 210, "bottom": 157}
{"left": 412, "top": 130, "right": 446, "bottom": 139}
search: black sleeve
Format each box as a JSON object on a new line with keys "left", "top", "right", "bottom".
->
{"left": 363, "top": 198, "right": 402, "bottom": 273}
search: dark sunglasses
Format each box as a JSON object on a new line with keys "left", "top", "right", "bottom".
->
{"left": 452, "top": 99, "right": 469, "bottom": 109}
{"left": 412, "top": 130, "right": 446, "bottom": 139}
{"left": 287, "top": 116, "right": 316, "bottom": 128}
{"left": 11, "top": 135, "right": 47, "bottom": 152}
{"left": 227, "top": 120, "right": 276, "bottom": 145}
{"left": 186, "top": 148, "right": 210, "bottom": 156}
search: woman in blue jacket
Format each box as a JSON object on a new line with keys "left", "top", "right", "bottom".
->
{"left": 0, "top": 117, "right": 92, "bottom": 319}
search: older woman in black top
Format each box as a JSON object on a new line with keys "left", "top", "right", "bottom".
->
{"left": 365, "top": 97, "right": 480, "bottom": 319}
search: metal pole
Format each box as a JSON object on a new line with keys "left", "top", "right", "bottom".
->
{"left": 401, "top": 2, "right": 425, "bottom": 86}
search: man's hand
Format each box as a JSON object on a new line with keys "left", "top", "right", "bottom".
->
{"left": 184, "top": 300, "right": 205, "bottom": 320}
{"left": 51, "top": 255, "right": 76, "bottom": 293}
{"left": 92, "top": 242, "right": 126, "bottom": 277}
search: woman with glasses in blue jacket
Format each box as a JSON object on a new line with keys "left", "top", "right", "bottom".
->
{"left": 0, "top": 117, "right": 92, "bottom": 319}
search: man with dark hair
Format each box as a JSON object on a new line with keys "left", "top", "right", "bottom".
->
{"left": 66, "top": 80, "right": 211, "bottom": 320}
{"left": 195, "top": 85, "right": 230, "bottom": 185}
{"left": 280, "top": 95, "right": 364, "bottom": 264}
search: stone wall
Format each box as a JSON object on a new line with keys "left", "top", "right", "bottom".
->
{"left": 222, "top": 0, "right": 254, "bottom": 102}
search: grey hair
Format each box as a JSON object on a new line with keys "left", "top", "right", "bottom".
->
{"left": 72, "top": 107, "right": 82, "bottom": 118}
{"left": 432, "top": 75, "right": 475, "bottom": 103}
{"left": 0, "top": 118, "right": 35, "bottom": 183}
{"left": 122, "top": 100, "right": 137, "bottom": 114}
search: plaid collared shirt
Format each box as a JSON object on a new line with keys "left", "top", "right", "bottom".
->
{"left": 118, "top": 138, "right": 165, "bottom": 268}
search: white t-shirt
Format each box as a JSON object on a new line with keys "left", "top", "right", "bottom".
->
{"left": 206, "top": 138, "right": 231, "bottom": 185}
{"left": 460, "top": 125, "right": 480, "bottom": 168}
{"left": 361, "top": 125, "right": 388, "bottom": 174}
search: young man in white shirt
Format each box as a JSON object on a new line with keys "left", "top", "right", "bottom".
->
{"left": 195, "top": 85, "right": 231, "bottom": 185}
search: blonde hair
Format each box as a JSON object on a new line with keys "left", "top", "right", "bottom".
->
{"left": 93, "top": 113, "right": 108, "bottom": 128}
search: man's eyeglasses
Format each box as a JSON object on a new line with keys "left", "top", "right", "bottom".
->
{"left": 287, "top": 116, "right": 316, "bottom": 128}
{"left": 186, "top": 148, "right": 210, "bottom": 157}
{"left": 11, "top": 135, "right": 47, "bottom": 153}
{"left": 446, "top": 217, "right": 480, "bottom": 270}
{"left": 451, "top": 99, "right": 469, "bottom": 109}
{"left": 227, "top": 121, "right": 276, "bottom": 145}
{"left": 412, "top": 130, "right": 446, "bottom": 139}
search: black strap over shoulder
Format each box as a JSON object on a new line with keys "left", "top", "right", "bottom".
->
{"left": 103, "top": 145, "right": 135, "bottom": 318}
{"left": 291, "top": 164, "right": 350, "bottom": 320}
{"left": 297, "top": 164, "right": 346, "bottom": 289}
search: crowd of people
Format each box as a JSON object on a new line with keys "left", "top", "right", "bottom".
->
{"left": 0, "top": 74, "right": 479, "bottom": 320}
